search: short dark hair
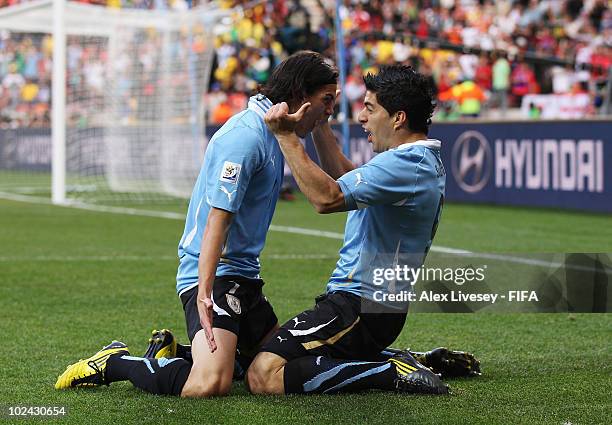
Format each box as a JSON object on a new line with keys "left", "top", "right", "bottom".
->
{"left": 260, "top": 51, "right": 338, "bottom": 104}
{"left": 363, "top": 65, "right": 436, "bottom": 134}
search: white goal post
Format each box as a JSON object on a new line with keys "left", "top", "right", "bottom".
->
{"left": 0, "top": 0, "right": 229, "bottom": 204}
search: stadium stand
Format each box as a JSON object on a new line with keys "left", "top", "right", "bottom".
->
{"left": 0, "top": 0, "right": 610, "bottom": 128}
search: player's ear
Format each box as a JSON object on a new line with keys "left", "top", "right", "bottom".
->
{"left": 394, "top": 111, "right": 407, "bottom": 131}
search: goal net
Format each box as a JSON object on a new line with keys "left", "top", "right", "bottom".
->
{"left": 0, "top": 0, "right": 225, "bottom": 204}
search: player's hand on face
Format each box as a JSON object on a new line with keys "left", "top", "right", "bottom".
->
{"left": 265, "top": 102, "right": 311, "bottom": 136}
{"left": 197, "top": 294, "right": 217, "bottom": 353}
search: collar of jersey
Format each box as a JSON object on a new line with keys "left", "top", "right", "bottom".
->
{"left": 248, "top": 94, "right": 273, "bottom": 119}
{"left": 395, "top": 139, "right": 441, "bottom": 151}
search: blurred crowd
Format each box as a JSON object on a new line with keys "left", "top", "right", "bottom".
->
{"left": 0, "top": 0, "right": 194, "bottom": 9}
{"left": 328, "top": 0, "right": 611, "bottom": 119}
{"left": 1, "top": 32, "right": 52, "bottom": 127}
{"left": 0, "top": 0, "right": 610, "bottom": 128}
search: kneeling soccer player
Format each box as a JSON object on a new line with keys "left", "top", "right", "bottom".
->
{"left": 54, "top": 51, "right": 340, "bottom": 397}
{"left": 247, "top": 65, "right": 478, "bottom": 395}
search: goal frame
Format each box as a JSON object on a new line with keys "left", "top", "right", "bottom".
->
{"left": 0, "top": 0, "right": 230, "bottom": 204}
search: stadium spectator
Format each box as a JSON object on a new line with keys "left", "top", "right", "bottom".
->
{"left": 210, "top": 97, "right": 233, "bottom": 125}
{"left": 344, "top": 68, "right": 366, "bottom": 120}
{"left": 439, "top": 80, "right": 486, "bottom": 118}
{"left": 20, "top": 78, "right": 38, "bottom": 104}
{"left": 528, "top": 101, "right": 542, "bottom": 119}
{"left": 1, "top": 0, "right": 610, "bottom": 126}
{"left": 2, "top": 62, "right": 25, "bottom": 107}
{"left": 474, "top": 54, "right": 492, "bottom": 92}
{"left": 510, "top": 59, "right": 538, "bottom": 106}
{"left": 491, "top": 52, "right": 511, "bottom": 114}
{"left": 551, "top": 64, "right": 576, "bottom": 94}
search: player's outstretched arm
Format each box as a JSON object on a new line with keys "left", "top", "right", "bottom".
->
{"left": 197, "top": 207, "right": 233, "bottom": 353}
{"left": 265, "top": 102, "right": 346, "bottom": 214}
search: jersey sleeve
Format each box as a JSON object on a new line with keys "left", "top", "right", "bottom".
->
{"left": 205, "top": 126, "right": 265, "bottom": 213}
{"left": 337, "top": 150, "right": 422, "bottom": 210}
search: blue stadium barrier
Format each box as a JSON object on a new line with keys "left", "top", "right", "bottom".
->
{"left": 319, "top": 121, "right": 611, "bottom": 213}
{"left": 429, "top": 121, "right": 610, "bottom": 213}
{"left": 0, "top": 128, "right": 52, "bottom": 172}
{"left": 1, "top": 120, "right": 609, "bottom": 212}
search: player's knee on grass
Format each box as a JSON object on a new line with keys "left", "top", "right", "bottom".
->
{"left": 181, "top": 358, "right": 234, "bottom": 398}
{"left": 180, "top": 329, "right": 236, "bottom": 397}
{"left": 181, "top": 371, "right": 232, "bottom": 398}
{"left": 246, "top": 351, "right": 286, "bottom": 395}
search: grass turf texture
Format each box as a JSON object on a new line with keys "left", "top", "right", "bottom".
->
{"left": 0, "top": 196, "right": 610, "bottom": 424}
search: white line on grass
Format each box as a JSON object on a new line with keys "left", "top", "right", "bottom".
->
{"left": 0, "top": 255, "right": 177, "bottom": 262}
{"left": 1, "top": 192, "right": 609, "bottom": 274}
{"left": 0, "top": 254, "right": 338, "bottom": 262}
{"left": 0, "top": 254, "right": 338, "bottom": 263}
{"left": 0, "top": 191, "right": 448, "bottom": 246}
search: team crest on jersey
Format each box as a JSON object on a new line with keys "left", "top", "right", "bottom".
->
{"left": 226, "top": 294, "right": 241, "bottom": 315}
{"left": 220, "top": 161, "right": 241, "bottom": 184}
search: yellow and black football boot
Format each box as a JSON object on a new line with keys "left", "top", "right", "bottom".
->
{"left": 144, "top": 329, "right": 177, "bottom": 359}
{"left": 55, "top": 341, "right": 129, "bottom": 389}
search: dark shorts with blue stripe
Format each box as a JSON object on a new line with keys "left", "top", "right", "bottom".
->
{"left": 260, "top": 291, "right": 407, "bottom": 362}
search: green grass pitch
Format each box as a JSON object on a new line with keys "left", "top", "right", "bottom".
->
{"left": 0, "top": 195, "right": 610, "bottom": 424}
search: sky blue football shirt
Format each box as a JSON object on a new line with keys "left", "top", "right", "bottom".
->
{"left": 176, "top": 95, "right": 283, "bottom": 295}
{"left": 328, "top": 139, "right": 446, "bottom": 304}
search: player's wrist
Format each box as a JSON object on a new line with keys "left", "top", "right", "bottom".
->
{"left": 276, "top": 133, "right": 301, "bottom": 146}
{"left": 197, "top": 297, "right": 213, "bottom": 308}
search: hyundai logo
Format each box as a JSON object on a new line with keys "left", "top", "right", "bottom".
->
{"left": 451, "top": 131, "right": 492, "bottom": 193}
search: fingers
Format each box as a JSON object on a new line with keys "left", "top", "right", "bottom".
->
{"left": 202, "top": 320, "right": 217, "bottom": 353}
{"left": 265, "top": 102, "right": 289, "bottom": 117}
{"left": 203, "top": 320, "right": 217, "bottom": 353}
{"left": 264, "top": 101, "right": 310, "bottom": 135}
{"left": 198, "top": 298, "right": 217, "bottom": 353}
{"left": 264, "top": 102, "right": 289, "bottom": 129}
{"left": 266, "top": 102, "right": 289, "bottom": 116}
{"left": 287, "top": 102, "right": 311, "bottom": 121}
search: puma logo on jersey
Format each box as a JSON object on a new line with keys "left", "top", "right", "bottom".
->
{"left": 355, "top": 172, "right": 368, "bottom": 187}
{"left": 292, "top": 317, "right": 306, "bottom": 328}
{"left": 220, "top": 186, "right": 237, "bottom": 201}
{"left": 277, "top": 336, "right": 287, "bottom": 343}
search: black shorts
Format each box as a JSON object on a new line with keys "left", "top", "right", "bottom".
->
{"left": 260, "top": 291, "right": 407, "bottom": 362}
{"left": 180, "top": 275, "right": 278, "bottom": 353}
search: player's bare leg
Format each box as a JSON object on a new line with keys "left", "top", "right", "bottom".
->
{"left": 180, "top": 328, "right": 237, "bottom": 397}
{"left": 246, "top": 351, "right": 286, "bottom": 395}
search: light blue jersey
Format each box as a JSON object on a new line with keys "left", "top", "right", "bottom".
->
{"left": 176, "top": 95, "right": 283, "bottom": 295}
{"left": 328, "top": 140, "right": 446, "bottom": 302}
